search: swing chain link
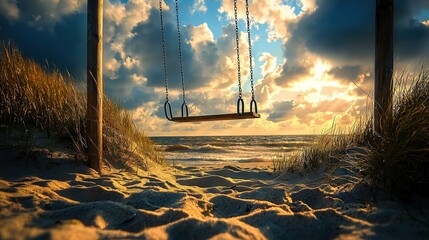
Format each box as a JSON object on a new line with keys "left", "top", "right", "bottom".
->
{"left": 175, "top": 0, "right": 187, "bottom": 104}
{"left": 245, "top": 0, "right": 255, "bottom": 100}
{"left": 159, "top": 0, "right": 169, "bottom": 101}
{"left": 233, "top": 0, "right": 242, "bottom": 99}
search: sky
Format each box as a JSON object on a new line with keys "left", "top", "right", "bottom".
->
{"left": 0, "top": 0, "right": 428, "bottom": 136}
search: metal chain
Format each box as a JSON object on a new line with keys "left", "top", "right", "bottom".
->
{"left": 159, "top": 0, "right": 169, "bottom": 101}
{"left": 233, "top": 0, "right": 242, "bottom": 99}
{"left": 245, "top": 0, "right": 255, "bottom": 100}
{"left": 175, "top": 0, "right": 186, "bottom": 104}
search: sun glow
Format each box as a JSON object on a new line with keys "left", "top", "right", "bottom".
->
{"left": 311, "top": 60, "right": 330, "bottom": 79}
{"left": 290, "top": 61, "right": 355, "bottom": 105}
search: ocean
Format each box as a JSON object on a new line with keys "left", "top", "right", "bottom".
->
{"left": 150, "top": 135, "right": 315, "bottom": 166}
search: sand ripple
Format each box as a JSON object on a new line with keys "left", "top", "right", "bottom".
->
{"left": 1, "top": 149, "right": 428, "bottom": 239}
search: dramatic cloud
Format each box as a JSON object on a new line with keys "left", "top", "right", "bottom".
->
{"left": 1, "top": 0, "right": 428, "bottom": 135}
{"left": 278, "top": 0, "right": 429, "bottom": 83}
{"left": 0, "top": 10, "right": 87, "bottom": 77}
{"left": 219, "top": 0, "right": 309, "bottom": 42}
{"left": 105, "top": 4, "right": 252, "bottom": 111}
{"left": 395, "top": 18, "right": 429, "bottom": 61}
{"left": 13, "top": 0, "right": 85, "bottom": 31}
{"left": 125, "top": 9, "right": 211, "bottom": 90}
{"left": 291, "top": 0, "right": 375, "bottom": 65}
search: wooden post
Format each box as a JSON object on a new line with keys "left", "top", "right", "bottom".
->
{"left": 374, "top": 0, "right": 394, "bottom": 133}
{"left": 87, "top": 0, "right": 103, "bottom": 173}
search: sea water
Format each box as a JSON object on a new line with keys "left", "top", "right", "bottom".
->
{"left": 151, "top": 135, "right": 315, "bottom": 166}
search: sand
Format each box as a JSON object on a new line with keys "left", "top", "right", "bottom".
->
{"left": 0, "top": 147, "right": 428, "bottom": 240}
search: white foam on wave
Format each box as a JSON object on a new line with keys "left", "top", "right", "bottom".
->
{"left": 153, "top": 135, "right": 314, "bottom": 165}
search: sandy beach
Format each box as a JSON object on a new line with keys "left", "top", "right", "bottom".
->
{"left": 1, "top": 0, "right": 429, "bottom": 239}
{"left": 0, "top": 147, "right": 428, "bottom": 240}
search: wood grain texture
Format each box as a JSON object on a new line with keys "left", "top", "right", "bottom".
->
{"left": 87, "top": 0, "right": 103, "bottom": 173}
{"left": 374, "top": 0, "right": 394, "bottom": 133}
{"left": 171, "top": 112, "right": 260, "bottom": 122}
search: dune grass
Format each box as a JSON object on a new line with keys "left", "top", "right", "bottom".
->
{"left": 362, "top": 67, "right": 429, "bottom": 197}
{"left": 272, "top": 120, "right": 368, "bottom": 173}
{"left": 0, "top": 44, "right": 165, "bottom": 171}
{"left": 275, "top": 65, "right": 429, "bottom": 197}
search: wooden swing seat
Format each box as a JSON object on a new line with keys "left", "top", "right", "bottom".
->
{"left": 171, "top": 112, "right": 260, "bottom": 122}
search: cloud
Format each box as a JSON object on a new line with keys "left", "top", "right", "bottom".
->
{"left": 219, "top": 0, "right": 305, "bottom": 43}
{"left": 328, "top": 65, "right": 362, "bottom": 82}
{"left": 275, "top": 0, "right": 429, "bottom": 87}
{"left": 395, "top": 19, "right": 429, "bottom": 61}
{"left": 293, "top": 0, "right": 375, "bottom": 65}
{"left": 0, "top": 11, "right": 87, "bottom": 77}
{"left": 113, "top": 8, "right": 251, "bottom": 112}
{"left": 102, "top": 1, "right": 256, "bottom": 114}
{"left": 267, "top": 100, "right": 294, "bottom": 122}
{"left": 2, "top": 0, "right": 428, "bottom": 136}
{"left": 14, "top": 0, "right": 85, "bottom": 31}
{"left": 121, "top": 6, "right": 252, "bottom": 93}
{"left": 0, "top": 0, "right": 251, "bottom": 113}
{"left": 254, "top": 52, "right": 285, "bottom": 110}
{"left": 294, "top": 0, "right": 428, "bottom": 65}
{"left": 277, "top": 64, "right": 309, "bottom": 86}
{"left": 259, "top": 52, "right": 277, "bottom": 77}
{"left": 0, "top": 0, "right": 19, "bottom": 20}
{"left": 192, "top": 0, "right": 207, "bottom": 14}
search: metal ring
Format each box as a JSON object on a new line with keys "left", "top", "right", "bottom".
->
{"left": 164, "top": 101, "right": 173, "bottom": 121}
{"left": 181, "top": 102, "right": 189, "bottom": 117}
{"left": 250, "top": 99, "right": 258, "bottom": 113}
{"left": 237, "top": 98, "right": 244, "bottom": 115}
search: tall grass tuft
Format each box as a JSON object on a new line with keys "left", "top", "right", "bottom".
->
{"left": 0, "top": 44, "right": 164, "bottom": 171}
{"left": 273, "top": 121, "right": 367, "bottom": 173}
{"left": 272, "top": 153, "right": 301, "bottom": 173}
{"left": 277, "top": 65, "right": 429, "bottom": 198}
{"left": 362, "top": 67, "right": 429, "bottom": 197}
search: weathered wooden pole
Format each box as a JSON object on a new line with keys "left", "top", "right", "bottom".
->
{"left": 87, "top": 0, "right": 103, "bottom": 173}
{"left": 374, "top": 0, "right": 394, "bottom": 133}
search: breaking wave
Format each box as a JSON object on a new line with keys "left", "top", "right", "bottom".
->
{"left": 152, "top": 135, "right": 314, "bottom": 165}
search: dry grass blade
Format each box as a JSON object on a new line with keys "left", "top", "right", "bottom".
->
{"left": 276, "top": 65, "right": 429, "bottom": 199}
{"left": 361, "top": 66, "right": 429, "bottom": 197}
{"left": 0, "top": 44, "right": 165, "bottom": 172}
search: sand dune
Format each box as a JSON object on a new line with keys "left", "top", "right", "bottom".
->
{"left": 0, "top": 148, "right": 428, "bottom": 239}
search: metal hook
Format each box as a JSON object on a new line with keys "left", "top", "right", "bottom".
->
{"left": 181, "top": 102, "right": 189, "bottom": 117}
{"left": 237, "top": 97, "right": 244, "bottom": 115}
{"left": 250, "top": 99, "right": 258, "bottom": 113}
{"left": 164, "top": 101, "right": 173, "bottom": 121}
